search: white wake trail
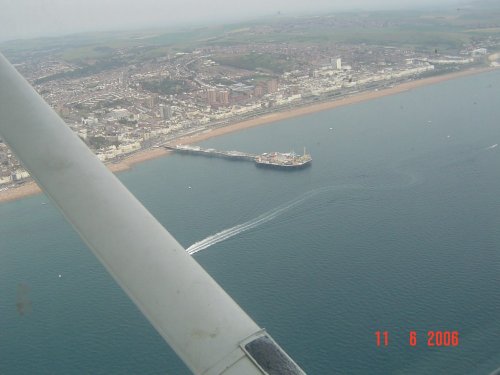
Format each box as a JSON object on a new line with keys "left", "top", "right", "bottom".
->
{"left": 186, "top": 186, "right": 338, "bottom": 255}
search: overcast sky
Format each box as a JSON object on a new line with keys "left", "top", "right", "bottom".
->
{"left": 1, "top": 0, "right": 463, "bottom": 42}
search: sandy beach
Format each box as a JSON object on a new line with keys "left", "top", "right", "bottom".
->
{"left": 107, "top": 147, "right": 171, "bottom": 173}
{"left": 0, "top": 66, "right": 495, "bottom": 204}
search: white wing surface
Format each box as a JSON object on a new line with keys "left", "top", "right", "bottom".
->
{"left": 0, "top": 53, "right": 306, "bottom": 375}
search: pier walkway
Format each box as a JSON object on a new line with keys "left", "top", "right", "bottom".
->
{"left": 164, "top": 144, "right": 312, "bottom": 169}
{"left": 164, "top": 144, "right": 257, "bottom": 162}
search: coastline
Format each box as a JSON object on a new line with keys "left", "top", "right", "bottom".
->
{"left": 0, "top": 147, "right": 171, "bottom": 204}
{"left": 173, "top": 66, "right": 496, "bottom": 144}
{"left": 0, "top": 66, "right": 495, "bottom": 204}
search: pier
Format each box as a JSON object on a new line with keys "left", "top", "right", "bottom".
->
{"left": 164, "top": 144, "right": 257, "bottom": 162}
{"left": 164, "top": 144, "right": 312, "bottom": 169}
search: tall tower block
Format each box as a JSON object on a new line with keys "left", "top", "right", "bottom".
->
{"left": 336, "top": 58, "right": 342, "bottom": 70}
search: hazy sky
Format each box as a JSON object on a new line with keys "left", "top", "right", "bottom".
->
{"left": 1, "top": 0, "right": 463, "bottom": 42}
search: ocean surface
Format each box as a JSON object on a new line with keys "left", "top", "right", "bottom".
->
{"left": 1, "top": 71, "right": 500, "bottom": 374}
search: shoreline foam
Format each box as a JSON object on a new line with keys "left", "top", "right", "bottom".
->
{"left": 0, "top": 66, "right": 495, "bottom": 204}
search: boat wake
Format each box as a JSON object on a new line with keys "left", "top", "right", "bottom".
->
{"left": 186, "top": 169, "right": 419, "bottom": 255}
{"left": 486, "top": 143, "right": 498, "bottom": 150}
{"left": 186, "top": 185, "right": 347, "bottom": 255}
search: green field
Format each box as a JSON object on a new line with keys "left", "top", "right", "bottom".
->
{"left": 212, "top": 53, "right": 295, "bottom": 74}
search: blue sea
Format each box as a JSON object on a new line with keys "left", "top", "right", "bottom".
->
{"left": 1, "top": 71, "right": 500, "bottom": 374}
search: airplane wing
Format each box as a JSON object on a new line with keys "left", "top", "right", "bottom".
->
{"left": 0, "top": 53, "right": 306, "bottom": 375}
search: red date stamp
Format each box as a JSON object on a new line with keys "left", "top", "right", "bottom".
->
{"left": 375, "top": 330, "right": 459, "bottom": 347}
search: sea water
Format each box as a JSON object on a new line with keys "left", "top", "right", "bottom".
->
{"left": 1, "top": 71, "right": 500, "bottom": 374}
